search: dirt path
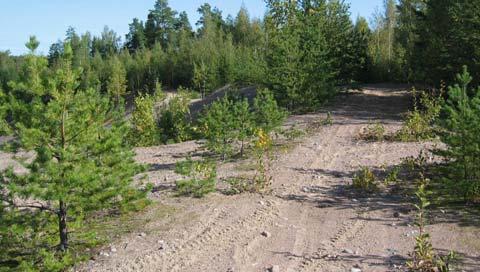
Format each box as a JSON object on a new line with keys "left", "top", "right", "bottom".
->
{"left": 80, "top": 85, "right": 480, "bottom": 272}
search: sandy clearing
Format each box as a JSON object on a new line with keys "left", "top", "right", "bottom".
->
{"left": 41, "top": 85, "right": 480, "bottom": 271}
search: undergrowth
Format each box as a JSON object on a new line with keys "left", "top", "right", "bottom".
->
{"left": 358, "top": 121, "right": 386, "bottom": 142}
{"left": 175, "top": 158, "right": 217, "bottom": 198}
{"left": 396, "top": 87, "right": 442, "bottom": 142}
{"left": 407, "top": 175, "right": 457, "bottom": 272}
{"left": 352, "top": 166, "right": 377, "bottom": 192}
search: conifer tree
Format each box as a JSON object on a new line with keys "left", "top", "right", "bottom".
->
{"left": 107, "top": 55, "right": 127, "bottom": 106}
{"left": 436, "top": 67, "right": 480, "bottom": 200}
{"left": 265, "top": 0, "right": 303, "bottom": 109}
{"left": 233, "top": 6, "right": 252, "bottom": 45}
{"left": 352, "top": 16, "right": 372, "bottom": 82}
{"left": 233, "top": 98, "right": 254, "bottom": 156}
{"left": 126, "top": 18, "right": 146, "bottom": 53}
{"left": 200, "top": 96, "right": 236, "bottom": 160}
{"left": 175, "top": 11, "right": 193, "bottom": 34}
{"left": 253, "top": 89, "right": 287, "bottom": 133}
{"left": 265, "top": 0, "right": 336, "bottom": 110}
{"left": 145, "top": 0, "right": 177, "bottom": 49}
{"left": 7, "top": 36, "right": 49, "bottom": 129}
{"left": 0, "top": 42, "right": 145, "bottom": 260}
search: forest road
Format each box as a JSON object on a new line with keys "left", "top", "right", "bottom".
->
{"left": 80, "top": 84, "right": 480, "bottom": 272}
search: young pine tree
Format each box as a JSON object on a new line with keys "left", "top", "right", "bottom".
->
{"left": 200, "top": 96, "right": 236, "bottom": 160}
{"left": 0, "top": 42, "right": 145, "bottom": 262}
{"left": 253, "top": 89, "right": 287, "bottom": 134}
{"left": 436, "top": 67, "right": 480, "bottom": 200}
{"left": 232, "top": 98, "right": 254, "bottom": 157}
{"left": 158, "top": 93, "right": 192, "bottom": 143}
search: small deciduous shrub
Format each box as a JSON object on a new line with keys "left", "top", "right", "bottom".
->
{"left": 384, "top": 166, "right": 401, "bottom": 184}
{"left": 352, "top": 167, "right": 377, "bottom": 192}
{"left": 225, "top": 177, "right": 255, "bottom": 195}
{"left": 282, "top": 126, "right": 305, "bottom": 141}
{"left": 130, "top": 93, "right": 160, "bottom": 146}
{"left": 407, "top": 176, "right": 457, "bottom": 272}
{"left": 175, "top": 158, "right": 217, "bottom": 198}
{"left": 402, "top": 151, "right": 428, "bottom": 173}
{"left": 253, "top": 129, "right": 273, "bottom": 192}
{"left": 358, "top": 121, "right": 385, "bottom": 142}
{"left": 321, "top": 112, "right": 334, "bottom": 126}
{"left": 396, "top": 88, "right": 442, "bottom": 142}
{"left": 178, "top": 86, "right": 200, "bottom": 100}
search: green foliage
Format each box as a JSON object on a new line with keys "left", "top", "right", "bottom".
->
{"left": 193, "top": 61, "right": 208, "bottom": 98}
{"left": 321, "top": 112, "right": 334, "bottom": 126}
{"left": 0, "top": 88, "right": 11, "bottom": 135}
{"left": 408, "top": 0, "right": 480, "bottom": 85}
{"left": 158, "top": 92, "right": 193, "bottom": 143}
{"left": 225, "top": 177, "right": 255, "bottom": 195}
{"left": 384, "top": 166, "right": 400, "bottom": 184}
{"left": 407, "top": 176, "right": 457, "bottom": 272}
{"left": 358, "top": 121, "right": 385, "bottom": 141}
{"left": 175, "top": 158, "right": 217, "bottom": 198}
{"left": 264, "top": 0, "right": 337, "bottom": 110}
{"left": 177, "top": 86, "right": 200, "bottom": 100}
{"left": 435, "top": 67, "right": 480, "bottom": 201}
{"left": 154, "top": 80, "right": 166, "bottom": 101}
{"left": 253, "top": 89, "right": 287, "bottom": 133}
{"left": 368, "top": 0, "right": 400, "bottom": 82}
{"left": 233, "top": 98, "right": 254, "bottom": 156}
{"left": 397, "top": 88, "right": 442, "bottom": 142}
{"left": 253, "top": 129, "right": 273, "bottom": 192}
{"left": 352, "top": 167, "right": 377, "bottom": 192}
{"left": 106, "top": 56, "right": 127, "bottom": 106}
{"left": 25, "top": 36, "right": 40, "bottom": 53}
{"left": 130, "top": 93, "right": 160, "bottom": 146}
{"left": 0, "top": 43, "right": 147, "bottom": 270}
{"left": 200, "top": 96, "right": 237, "bottom": 160}
{"left": 200, "top": 89, "right": 286, "bottom": 160}
{"left": 282, "top": 126, "right": 305, "bottom": 141}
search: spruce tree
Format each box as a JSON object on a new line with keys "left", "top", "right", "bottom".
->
{"left": 0, "top": 42, "right": 145, "bottom": 261}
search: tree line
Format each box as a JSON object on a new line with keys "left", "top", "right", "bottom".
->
{"left": 0, "top": 0, "right": 373, "bottom": 113}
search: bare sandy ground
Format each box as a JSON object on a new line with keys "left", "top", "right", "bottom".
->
{"left": 9, "top": 85, "right": 478, "bottom": 272}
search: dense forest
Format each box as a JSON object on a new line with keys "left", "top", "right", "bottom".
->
{"left": 1, "top": 0, "right": 479, "bottom": 107}
{"left": 1, "top": 0, "right": 480, "bottom": 271}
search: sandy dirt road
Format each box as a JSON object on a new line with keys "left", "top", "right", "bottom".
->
{"left": 78, "top": 85, "right": 479, "bottom": 272}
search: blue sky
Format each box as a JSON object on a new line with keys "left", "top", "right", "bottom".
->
{"left": 0, "top": 0, "right": 383, "bottom": 55}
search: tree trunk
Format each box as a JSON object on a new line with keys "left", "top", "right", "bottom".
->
{"left": 58, "top": 201, "right": 68, "bottom": 251}
{"left": 240, "top": 139, "right": 244, "bottom": 157}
